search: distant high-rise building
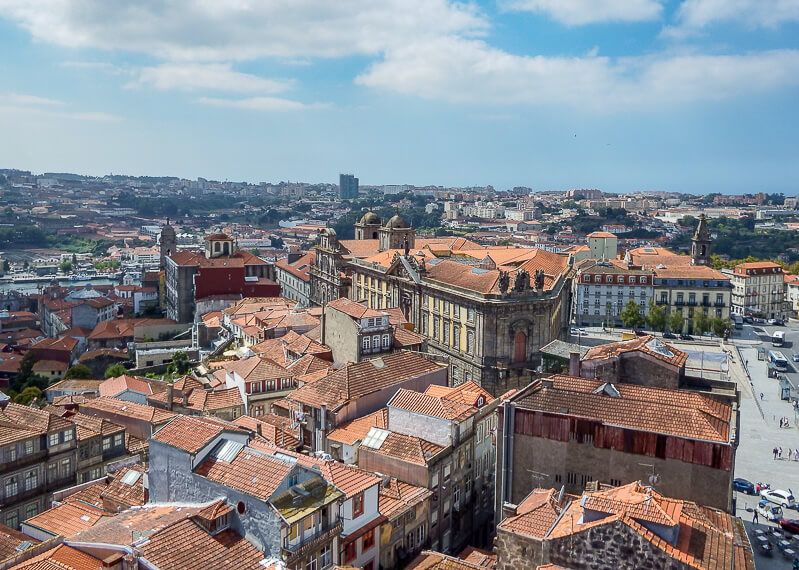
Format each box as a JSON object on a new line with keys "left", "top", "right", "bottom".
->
{"left": 339, "top": 173, "right": 359, "bottom": 199}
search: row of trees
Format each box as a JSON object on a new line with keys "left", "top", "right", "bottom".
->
{"left": 620, "top": 299, "right": 732, "bottom": 336}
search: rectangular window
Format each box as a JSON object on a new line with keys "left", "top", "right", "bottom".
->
{"left": 344, "top": 542, "right": 357, "bottom": 563}
{"left": 103, "top": 438, "right": 111, "bottom": 451}
{"left": 320, "top": 545, "right": 332, "bottom": 568}
{"left": 113, "top": 433, "right": 123, "bottom": 447}
{"left": 24, "top": 471, "right": 37, "bottom": 491}
{"left": 48, "top": 433, "right": 59, "bottom": 447}
{"left": 5, "top": 512, "right": 17, "bottom": 529}
{"left": 25, "top": 503, "right": 38, "bottom": 519}
{"left": 629, "top": 276, "right": 636, "bottom": 284}
{"left": 443, "top": 324, "right": 450, "bottom": 345}
{"left": 382, "top": 334, "right": 390, "bottom": 348}
{"left": 362, "top": 528, "right": 375, "bottom": 551}
{"left": 24, "top": 441, "right": 33, "bottom": 455}
{"left": 352, "top": 493, "right": 364, "bottom": 518}
{"left": 305, "top": 558, "right": 317, "bottom": 570}
{"left": 443, "top": 464, "right": 451, "bottom": 481}
{"left": 63, "top": 430, "right": 73, "bottom": 442}
{"left": 362, "top": 336, "right": 371, "bottom": 351}
{"left": 267, "top": 380, "right": 276, "bottom": 391}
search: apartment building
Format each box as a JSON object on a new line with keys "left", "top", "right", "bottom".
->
{"left": 652, "top": 265, "right": 732, "bottom": 329}
{"left": 730, "top": 261, "right": 786, "bottom": 319}
{"left": 572, "top": 259, "right": 653, "bottom": 327}
{"left": 0, "top": 402, "right": 78, "bottom": 529}
{"left": 275, "top": 251, "right": 315, "bottom": 307}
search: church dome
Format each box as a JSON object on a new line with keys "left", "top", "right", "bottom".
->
{"left": 359, "top": 211, "right": 381, "bottom": 225}
{"left": 385, "top": 214, "right": 410, "bottom": 229}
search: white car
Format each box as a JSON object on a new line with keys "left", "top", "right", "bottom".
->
{"left": 758, "top": 500, "right": 784, "bottom": 522}
{"left": 761, "top": 489, "right": 796, "bottom": 508}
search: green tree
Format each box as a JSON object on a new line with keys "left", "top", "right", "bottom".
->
{"left": 104, "top": 363, "right": 128, "bottom": 379}
{"left": 620, "top": 299, "right": 644, "bottom": 329}
{"left": 646, "top": 300, "right": 666, "bottom": 332}
{"left": 64, "top": 364, "right": 93, "bottom": 379}
{"left": 59, "top": 260, "right": 73, "bottom": 273}
{"left": 1, "top": 259, "right": 9, "bottom": 273}
{"left": 711, "top": 317, "right": 733, "bottom": 338}
{"left": 13, "top": 386, "right": 42, "bottom": 406}
{"left": 693, "top": 311, "right": 711, "bottom": 335}
{"left": 667, "top": 310, "right": 684, "bottom": 333}
{"left": 167, "top": 351, "right": 190, "bottom": 375}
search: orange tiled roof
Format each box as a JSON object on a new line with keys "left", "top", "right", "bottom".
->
{"left": 366, "top": 430, "right": 446, "bottom": 466}
{"left": 152, "top": 415, "right": 247, "bottom": 454}
{"left": 195, "top": 443, "right": 294, "bottom": 499}
{"left": 285, "top": 352, "right": 444, "bottom": 412}
{"left": 583, "top": 335, "right": 688, "bottom": 368}
{"left": 406, "top": 551, "right": 490, "bottom": 570}
{"left": 389, "top": 389, "right": 475, "bottom": 422}
{"left": 138, "top": 516, "right": 265, "bottom": 570}
{"left": 327, "top": 297, "right": 385, "bottom": 320}
{"left": 327, "top": 409, "right": 389, "bottom": 446}
{"left": 99, "top": 375, "right": 166, "bottom": 398}
{"left": 23, "top": 501, "right": 108, "bottom": 537}
{"left": 319, "top": 461, "right": 380, "bottom": 497}
{"left": 9, "top": 544, "right": 104, "bottom": 570}
{"left": 0, "top": 523, "right": 39, "bottom": 562}
{"left": 497, "top": 489, "right": 560, "bottom": 539}
{"left": 232, "top": 414, "right": 301, "bottom": 449}
{"left": 517, "top": 375, "right": 731, "bottom": 443}
{"left": 378, "top": 477, "right": 433, "bottom": 520}
{"left": 80, "top": 396, "right": 177, "bottom": 425}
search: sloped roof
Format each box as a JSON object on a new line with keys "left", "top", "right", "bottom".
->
{"left": 285, "top": 352, "right": 444, "bottom": 411}
{"left": 583, "top": 335, "right": 688, "bottom": 368}
{"left": 152, "top": 415, "right": 247, "bottom": 454}
{"left": 327, "top": 409, "right": 389, "bottom": 446}
{"left": 516, "top": 375, "right": 731, "bottom": 443}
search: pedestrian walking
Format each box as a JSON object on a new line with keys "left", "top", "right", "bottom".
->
{"left": 774, "top": 447, "right": 779, "bottom": 459}
{"left": 761, "top": 392, "right": 764, "bottom": 400}
{"left": 754, "top": 510, "right": 759, "bottom": 525}
{"left": 779, "top": 447, "right": 784, "bottom": 458}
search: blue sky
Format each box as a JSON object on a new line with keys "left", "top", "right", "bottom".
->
{"left": 0, "top": 0, "right": 798, "bottom": 194}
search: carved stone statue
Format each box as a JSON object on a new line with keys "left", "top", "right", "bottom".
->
{"left": 535, "top": 269, "right": 545, "bottom": 290}
{"left": 498, "top": 271, "right": 510, "bottom": 293}
{"left": 513, "top": 269, "right": 529, "bottom": 292}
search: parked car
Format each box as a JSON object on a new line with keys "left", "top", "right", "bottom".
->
{"left": 792, "top": 354, "right": 799, "bottom": 363}
{"left": 663, "top": 332, "right": 677, "bottom": 339}
{"left": 733, "top": 478, "right": 756, "bottom": 495}
{"left": 758, "top": 500, "right": 784, "bottom": 522}
{"left": 768, "top": 318, "right": 784, "bottom": 326}
{"left": 779, "top": 518, "right": 799, "bottom": 534}
{"left": 633, "top": 329, "right": 647, "bottom": 337}
{"left": 761, "top": 489, "right": 796, "bottom": 509}
{"left": 679, "top": 334, "right": 694, "bottom": 341}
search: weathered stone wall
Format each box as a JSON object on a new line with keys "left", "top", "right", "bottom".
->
{"left": 495, "top": 527, "right": 546, "bottom": 570}
{"left": 619, "top": 353, "right": 679, "bottom": 389}
{"left": 548, "top": 519, "right": 690, "bottom": 570}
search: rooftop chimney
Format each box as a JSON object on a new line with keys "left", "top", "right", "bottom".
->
{"left": 165, "top": 384, "right": 174, "bottom": 411}
{"left": 569, "top": 351, "right": 581, "bottom": 377}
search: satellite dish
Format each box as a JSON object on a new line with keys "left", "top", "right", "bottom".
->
{"left": 649, "top": 473, "right": 660, "bottom": 486}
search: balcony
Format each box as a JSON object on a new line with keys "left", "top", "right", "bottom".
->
{"left": 0, "top": 450, "right": 47, "bottom": 475}
{"left": 283, "top": 520, "right": 342, "bottom": 558}
{"left": 656, "top": 299, "right": 669, "bottom": 305}
{"left": 686, "top": 300, "right": 697, "bottom": 306}
{"left": 675, "top": 300, "right": 685, "bottom": 306}
{"left": 0, "top": 484, "right": 45, "bottom": 508}
{"left": 715, "top": 301, "right": 726, "bottom": 307}
{"left": 701, "top": 300, "right": 711, "bottom": 307}
{"left": 46, "top": 473, "right": 77, "bottom": 492}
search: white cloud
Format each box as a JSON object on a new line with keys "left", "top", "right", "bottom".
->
{"left": 356, "top": 38, "right": 799, "bottom": 110}
{"left": 131, "top": 63, "right": 291, "bottom": 94}
{"left": 502, "top": 0, "right": 663, "bottom": 25}
{"left": 0, "top": 0, "right": 486, "bottom": 61}
{"left": 196, "top": 96, "right": 327, "bottom": 112}
{"left": 60, "top": 61, "right": 126, "bottom": 74}
{"left": 0, "top": 92, "right": 63, "bottom": 106}
{"left": 674, "top": 0, "right": 799, "bottom": 30}
{"left": 0, "top": 91, "right": 119, "bottom": 121}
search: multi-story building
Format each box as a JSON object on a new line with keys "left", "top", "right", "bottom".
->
{"left": 495, "top": 481, "right": 755, "bottom": 570}
{"left": 320, "top": 297, "right": 424, "bottom": 364}
{"left": 730, "top": 261, "right": 786, "bottom": 319}
{"left": 572, "top": 260, "right": 653, "bottom": 327}
{"left": 0, "top": 402, "right": 78, "bottom": 528}
{"left": 149, "top": 415, "right": 344, "bottom": 569}
{"left": 165, "top": 233, "right": 279, "bottom": 323}
{"left": 496, "top": 375, "right": 737, "bottom": 513}
{"left": 340, "top": 173, "right": 359, "bottom": 200}
{"left": 275, "top": 351, "right": 448, "bottom": 453}
{"left": 377, "top": 477, "right": 433, "bottom": 569}
{"left": 653, "top": 265, "right": 732, "bottom": 328}
{"left": 329, "top": 381, "right": 500, "bottom": 554}
{"left": 275, "top": 251, "right": 315, "bottom": 307}
{"left": 350, "top": 246, "right": 571, "bottom": 396}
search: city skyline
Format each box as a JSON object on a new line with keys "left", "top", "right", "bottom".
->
{"left": 1, "top": 1, "right": 798, "bottom": 193}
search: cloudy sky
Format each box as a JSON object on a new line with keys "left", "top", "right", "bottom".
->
{"left": 1, "top": 0, "right": 798, "bottom": 193}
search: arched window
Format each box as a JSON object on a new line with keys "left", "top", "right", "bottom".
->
{"left": 513, "top": 331, "right": 526, "bottom": 363}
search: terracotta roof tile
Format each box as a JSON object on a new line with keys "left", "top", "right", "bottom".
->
{"left": 23, "top": 501, "right": 108, "bottom": 537}
{"left": 583, "top": 335, "right": 688, "bottom": 368}
{"left": 378, "top": 478, "right": 432, "bottom": 520}
{"left": 10, "top": 544, "right": 104, "bottom": 570}
{"left": 516, "top": 375, "right": 731, "bottom": 443}
{"left": 80, "top": 397, "right": 177, "bottom": 425}
{"left": 152, "top": 415, "right": 247, "bottom": 454}
{"left": 285, "top": 352, "right": 445, "bottom": 411}
{"left": 195, "top": 443, "right": 294, "bottom": 499}
{"left": 327, "top": 409, "right": 388, "bottom": 446}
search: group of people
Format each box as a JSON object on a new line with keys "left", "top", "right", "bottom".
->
{"left": 779, "top": 417, "right": 793, "bottom": 428}
{"left": 773, "top": 446, "right": 799, "bottom": 460}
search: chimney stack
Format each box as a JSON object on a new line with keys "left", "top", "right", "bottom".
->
{"left": 569, "top": 351, "right": 581, "bottom": 377}
{"left": 166, "top": 384, "right": 174, "bottom": 411}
